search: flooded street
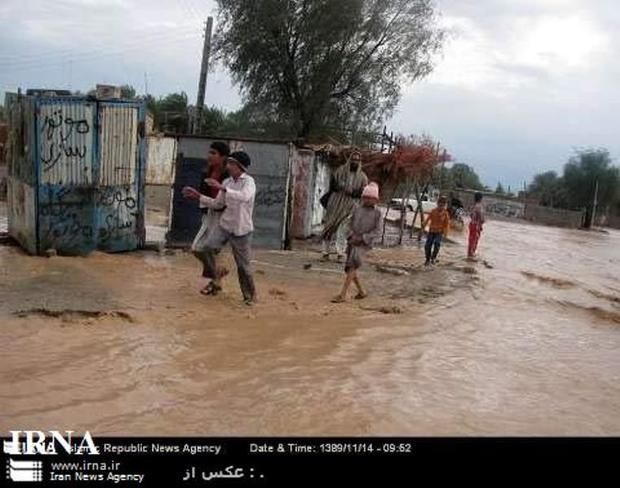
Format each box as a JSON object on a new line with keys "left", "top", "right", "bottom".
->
{"left": 1, "top": 219, "right": 619, "bottom": 435}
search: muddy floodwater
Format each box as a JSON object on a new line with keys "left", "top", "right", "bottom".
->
{"left": 1, "top": 219, "right": 619, "bottom": 435}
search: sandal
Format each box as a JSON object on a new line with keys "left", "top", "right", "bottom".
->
{"left": 200, "top": 281, "right": 222, "bottom": 296}
{"left": 354, "top": 292, "right": 367, "bottom": 300}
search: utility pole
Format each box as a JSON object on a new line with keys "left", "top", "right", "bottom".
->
{"left": 194, "top": 16, "right": 213, "bottom": 134}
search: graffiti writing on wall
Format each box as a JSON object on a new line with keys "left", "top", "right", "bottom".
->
{"left": 41, "top": 109, "right": 90, "bottom": 171}
{"left": 97, "top": 187, "right": 138, "bottom": 242}
{"left": 40, "top": 187, "right": 93, "bottom": 243}
{"left": 255, "top": 183, "right": 286, "bottom": 206}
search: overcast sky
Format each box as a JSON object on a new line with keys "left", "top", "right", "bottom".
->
{"left": 1, "top": 0, "right": 618, "bottom": 189}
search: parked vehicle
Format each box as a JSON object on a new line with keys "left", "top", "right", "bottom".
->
{"left": 389, "top": 197, "right": 437, "bottom": 213}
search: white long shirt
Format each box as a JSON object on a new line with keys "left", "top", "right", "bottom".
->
{"left": 199, "top": 172, "right": 256, "bottom": 236}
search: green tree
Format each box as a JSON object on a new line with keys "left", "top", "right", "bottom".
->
{"left": 527, "top": 170, "right": 566, "bottom": 208}
{"left": 450, "top": 163, "right": 485, "bottom": 190}
{"left": 214, "top": 0, "right": 444, "bottom": 139}
{"left": 120, "top": 85, "right": 137, "bottom": 99}
{"left": 156, "top": 92, "right": 189, "bottom": 133}
{"left": 562, "top": 149, "right": 619, "bottom": 227}
{"left": 0, "top": 103, "right": 5, "bottom": 123}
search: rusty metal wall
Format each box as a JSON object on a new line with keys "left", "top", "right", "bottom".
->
{"left": 170, "top": 136, "right": 291, "bottom": 249}
{"left": 289, "top": 146, "right": 316, "bottom": 239}
{"left": 145, "top": 136, "right": 176, "bottom": 185}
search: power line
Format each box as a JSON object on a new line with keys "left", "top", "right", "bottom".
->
{"left": 0, "top": 32, "right": 199, "bottom": 72}
{"left": 0, "top": 36, "right": 197, "bottom": 77}
{"left": 0, "top": 28, "right": 202, "bottom": 67}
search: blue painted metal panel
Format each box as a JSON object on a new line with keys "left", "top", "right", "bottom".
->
{"left": 5, "top": 93, "right": 38, "bottom": 253}
{"left": 36, "top": 98, "right": 98, "bottom": 255}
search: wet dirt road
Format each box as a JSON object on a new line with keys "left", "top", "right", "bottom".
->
{"left": 0, "top": 219, "right": 619, "bottom": 435}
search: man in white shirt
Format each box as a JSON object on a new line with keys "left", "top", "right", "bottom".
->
{"left": 182, "top": 151, "right": 257, "bottom": 305}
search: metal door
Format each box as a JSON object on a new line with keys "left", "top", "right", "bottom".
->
{"left": 95, "top": 101, "right": 145, "bottom": 252}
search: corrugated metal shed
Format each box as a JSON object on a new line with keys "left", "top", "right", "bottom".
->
{"left": 5, "top": 93, "right": 146, "bottom": 255}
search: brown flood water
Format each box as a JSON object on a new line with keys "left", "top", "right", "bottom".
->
{"left": 0, "top": 219, "right": 619, "bottom": 435}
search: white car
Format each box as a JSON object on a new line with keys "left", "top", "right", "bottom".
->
{"left": 389, "top": 198, "right": 437, "bottom": 213}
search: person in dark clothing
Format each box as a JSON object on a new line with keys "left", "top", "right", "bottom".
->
{"left": 187, "top": 141, "right": 230, "bottom": 294}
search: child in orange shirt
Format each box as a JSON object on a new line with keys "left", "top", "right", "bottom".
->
{"left": 420, "top": 196, "right": 450, "bottom": 265}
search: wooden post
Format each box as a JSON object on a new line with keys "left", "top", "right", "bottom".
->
{"left": 398, "top": 179, "right": 413, "bottom": 245}
{"left": 411, "top": 180, "right": 430, "bottom": 239}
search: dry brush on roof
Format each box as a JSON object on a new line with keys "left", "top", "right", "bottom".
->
{"left": 321, "top": 141, "right": 451, "bottom": 195}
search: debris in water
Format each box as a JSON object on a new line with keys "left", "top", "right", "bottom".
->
{"left": 461, "top": 266, "right": 477, "bottom": 274}
{"left": 269, "top": 287, "right": 287, "bottom": 297}
{"left": 557, "top": 301, "right": 620, "bottom": 325}
{"left": 361, "top": 305, "right": 402, "bottom": 314}
{"left": 375, "top": 264, "right": 409, "bottom": 276}
{"left": 13, "top": 308, "right": 135, "bottom": 323}
{"left": 521, "top": 271, "right": 575, "bottom": 289}
{"left": 303, "top": 263, "right": 312, "bottom": 270}
{"left": 587, "top": 289, "right": 620, "bottom": 305}
{"left": 482, "top": 260, "right": 494, "bottom": 269}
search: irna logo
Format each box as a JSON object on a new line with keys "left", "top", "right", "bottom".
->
{"left": 3, "top": 431, "right": 99, "bottom": 455}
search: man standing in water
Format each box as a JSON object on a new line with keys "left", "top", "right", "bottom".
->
{"left": 189, "top": 141, "right": 230, "bottom": 294}
{"left": 182, "top": 151, "right": 257, "bottom": 305}
{"left": 321, "top": 150, "right": 368, "bottom": 261}
{"left": 468, "top": 192, "right": 485, "bottom": 261}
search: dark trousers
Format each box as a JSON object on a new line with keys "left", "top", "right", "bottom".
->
{"left": 193, "top": 249, "right": 214, "bottom": 278}
{"left": 425, "top": 232, "right": 443, "bottom": 262}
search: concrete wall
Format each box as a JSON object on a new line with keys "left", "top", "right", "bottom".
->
{"left": 453, "top": 189, "right": 584, "bottom": 228}
{"left": 453, "top": 190, "right": 524, "bottom": 218}
{"left": 523, "top": 203, "right": 584, "bottom": 228}
{"left": 599, "top": 213, "right": 620, "bottom": 230}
